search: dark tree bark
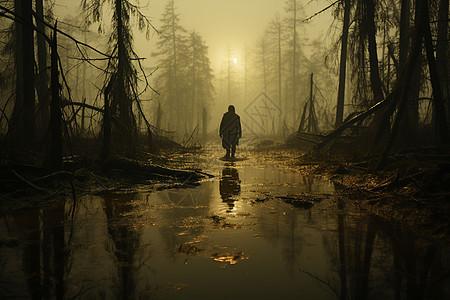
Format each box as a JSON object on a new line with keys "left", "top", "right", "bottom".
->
{"left": 335, "top": 0, "right": 351, "bottom": 127}
{"left": 35, "top": 0, "right": 50, "bottom": 133}
{"left": 399, "top": 0, "right": 419, "bottom": 146}
{"left": 11, "top": 0, "right": 35, "bottom": 141}
{"left": 436, "top": 0, "right": 449, "bottom": 120}
{"left": 48, "top": 24, "right": 62, "bottom": 171}
{"left": 399, "top": 0, "right": 411, "bottom": 70}
{"left": 422, "top": 0, "right": 450, "bottom": 146}
{"left": 364, "top": 0, "right": 384, "bottom": 103}
{"left": 115, "top": 0, "right": 131, "bottom": 135}
{"left": 375, "top": 0, "right": 448, "bottom": 169}
{"left": 102, "top": 82, "right": 112, "bottom": 159}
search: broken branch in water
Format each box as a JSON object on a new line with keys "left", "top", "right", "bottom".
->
{"left": 11, "top": 170, "right": 48, "bottom": 192}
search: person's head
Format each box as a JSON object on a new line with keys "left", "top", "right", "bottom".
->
{"left": 228, "top": 105, "right": 235, "bottom": 113}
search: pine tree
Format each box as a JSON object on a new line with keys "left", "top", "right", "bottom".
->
{"left": 186, "top": 30, "right": 214, "bottom": 136}
{"left": 253, "top": 34, "right": 269, "bottom": 93}
{"left": 266, "top": 14, "right": 283, "bottom": 129}
{"left": 152, "top": 0, "right": 188, "bottom": 134}
{"left": 283, "top": 0, "right": 307, "bottom": 127}
{"left": 81, "top": 0, "right": 154, "bottom": 152}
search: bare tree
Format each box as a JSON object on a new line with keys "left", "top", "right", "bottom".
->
{"left": 335, "top": 0, "right": 351, "bottom": 127}
{"left": 35, "top": 0, "right": 49, "bottom": 133}
{"left": 10, "top": 0, "right": 35, "bottom": 141}
{"left": 81, "top": 0, "right": 155, "bottom": 155}
{"left": 364, "top": 0, "right": 384, "bottom": 104}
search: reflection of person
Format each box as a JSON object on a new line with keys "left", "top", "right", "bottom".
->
{"left": 219, "top": 168, "right": 241, "bottom": 210}
{"left": 219, "top": 105, "right": 242, "bottom": 159}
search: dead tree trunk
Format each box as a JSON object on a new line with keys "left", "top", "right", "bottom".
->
{"left": 102, "top": 82, "right": 112, "bottom": 159}
{"left": 436, "top": 0, "right": 449, "bottom": 121}
{"left": 155, "top": 102, "right": 162, "bottom": 130}
{"left": 11, "top": 0, "right": 35, "bottom": 141}
{"left": 399, "top": 0, "right": 419, "bottom": 147}
{"left": 335, "top": 0, "right": 351, "bottom": 127}
{"left": 298, "top": 73, "right": 317, "bottom": 133}
{"left": 202, "top": 106, "right": 207, "bottom": 141}
{"left": 81, "top": 97, "right": 86, "bottom": 134}
{"left": 292, "top": 0, "right": 298, "bottom": 128}
{"left": 364, "top": 0, "right": 384, "bottom": 103}
{"left": 35, "top": 0, "right": 50, "bottom": 133}
{"left": 422, "top": 0, "right": 449, "bottom": 146}
{"left": 399, "top": 0, "right": 411, "bottom": 70}
{"left": 277, "top": 15, "right": 282, "bottom": 134}
{"left": 376, "top": 0, "right": 448, "bottom": 169}
{"left": 48, "top": 24, "right": 62, "bottom": 170}
{"left": 115, "top": 0, "right": 131, "bottom": 137}
{"left": 307, "top": 73, "right": 316, "bottom": 133}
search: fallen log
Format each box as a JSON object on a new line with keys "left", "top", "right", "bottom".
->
{"left": 102, "top": 157, "right": 207, "bottom": 181}
{"left": 315, "top": 98, "right": 387, "bottom": 150}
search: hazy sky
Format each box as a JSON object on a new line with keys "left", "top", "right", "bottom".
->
{"left": 146, "top": 0, "right": 333, "bottom": 69}
{"left": 56, "top": 0, "right": 333, "bottom": 71}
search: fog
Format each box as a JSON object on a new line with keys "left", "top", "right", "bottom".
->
{"left": 2, "top": 2, "right": 450, "bottom": 298}
{"left": 49, "top": 0, "right": 336, "bottom": 143}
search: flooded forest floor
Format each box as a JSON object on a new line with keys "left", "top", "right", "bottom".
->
{"left": 1, "top": 140, "right": 450, "bottom": 298}
{"left": 258, "top": 141, "right": 450, "bottom": 244}
{"left": 1, "top": 140, "right": 450, "bottom": 244}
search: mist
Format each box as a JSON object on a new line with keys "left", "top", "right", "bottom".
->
{"left": 1, "top": 0, "right": 450, "bottom": 299}
{"left": 44, "top": 0, "right": 336, "bottom": 144}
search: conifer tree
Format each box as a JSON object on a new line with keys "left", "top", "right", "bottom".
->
{"left": 186, "top": 30, "right": 214, "bottom": 135}
{"left": 81, "top": 0, "right": 154, "bottom": 148}
{"left": 152, "top": 0, "right": 188, "bottom": 133}
{"left": 283, "top": 0, "right": 307, "bottom": 127}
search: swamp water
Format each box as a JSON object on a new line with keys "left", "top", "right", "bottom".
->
{"left": 1, "top": 149, "right": 449, "bottom": 299}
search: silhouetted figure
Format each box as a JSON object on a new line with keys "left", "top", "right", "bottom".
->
{"left": 219, "top": 168, "right": 241, "bottom": 211}
{"left": 219, "top": 105, "right": 242, "bottom": 159}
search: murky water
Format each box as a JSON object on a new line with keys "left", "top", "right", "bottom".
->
{"left": 1, "top": 147, "right": 449, "bottom": 299}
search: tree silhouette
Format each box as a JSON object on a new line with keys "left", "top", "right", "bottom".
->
{"left": 152, "top": 0, "right": 187, "bottom": 134}
{"left": 81, "top": 0, "right": 155, "bottom": 154}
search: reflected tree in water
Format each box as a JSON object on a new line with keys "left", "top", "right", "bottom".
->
{"left": 315, "top": 194, "right": 450, "bottom": 299}
{"left": 103, "top": 193, "right": 142, "bottom": 299}
{"left": 2, "top": 201, "right": 67, "bottom": 299}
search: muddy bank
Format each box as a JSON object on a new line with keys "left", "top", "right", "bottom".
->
{"left": 288, "top": 147, "right": 450, "bottom": 244}
{"left": 248, "top": 139, "right": 450, "bottom": 243}
{"left": 0, "top": 146, "right": 210, "bottom": 215}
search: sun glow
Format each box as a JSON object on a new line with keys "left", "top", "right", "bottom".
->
{"left": 233, "top": 57, "right": 238, "bottom": 64}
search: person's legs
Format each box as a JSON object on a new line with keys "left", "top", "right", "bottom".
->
{"left": 225, "top": 147, "right": 230, "bottom": 159}
{"left": 223, "top": 138, "right": 231, "bottom": 159}
{"left": 231, "top": 144, "right": 236, "bottom": 158}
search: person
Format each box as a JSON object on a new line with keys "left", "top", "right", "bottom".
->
{"left": 219, "top": 105, "right": 242, "bottom": 159}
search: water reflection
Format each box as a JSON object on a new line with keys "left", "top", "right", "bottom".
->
{"left": 316, "top": 196, "right": 450, "bottom": 300}
{"left": 219, "top": 167, "right": 241, "bottom": 212}
{"left": 103, "top": 193, "right": 142, "bottom": 299}
{"left": 0, "top": 161, "right": 449, "bottom": 299}
{"left": 0, "top": 201, "right": 67, "bottom": 299}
